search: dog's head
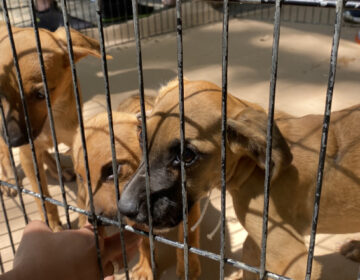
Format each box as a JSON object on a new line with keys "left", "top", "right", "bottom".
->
{"left": 118, "top": 79, "right": 292, "bottom": 229}
{"left": 0, "top": 26, "right": 102, "bottom": 147}
{"left": 73, "top": 111, "right": 142, "bottom": 222}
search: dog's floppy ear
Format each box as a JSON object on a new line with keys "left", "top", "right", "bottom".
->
{"left": 227, "top": 108, "right": 292, "bottom": 179}
{"left": 54, "top": 27, "right": 111, "bottom": 62}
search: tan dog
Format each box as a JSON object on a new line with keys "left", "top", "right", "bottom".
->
{"left": 0, "top": 23, "right": 103, "bottom": 231}
{"left": 73, "top": 95, "right": 201, "bottom": 280}
{"left": 0, "top": 137, "right": 18, "bottom": 196}
{"left": 119, "top": 79, "right": 360, "bottom": 279}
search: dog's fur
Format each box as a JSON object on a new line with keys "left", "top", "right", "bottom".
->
{"left": 0, "top": 23, "right": 103, "bottom": 230}
{"left": 73, "top": 95, "right": 201, "bottom": 280}
{"left": 119, "top": 79, "right": 360, "bottom": 279}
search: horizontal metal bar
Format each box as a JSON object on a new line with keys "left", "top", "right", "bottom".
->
{"left": 234, "top": 0, "right": 359, "bottom": 8}
{"left": 1, "top": 180, "right": 292, "bottom": 280}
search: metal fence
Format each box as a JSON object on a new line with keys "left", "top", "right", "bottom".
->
{"left": 0, "top": 0, "right": 359, "bottom": 279}
{"left": 1, "top": 0, "right": 360, "bottom": 47}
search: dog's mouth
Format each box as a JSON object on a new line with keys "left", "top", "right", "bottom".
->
{"left": 127, "top": 194, "right": 193, "bottom": 231}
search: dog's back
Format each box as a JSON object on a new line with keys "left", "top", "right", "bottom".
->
{"left": 117, "top": 94, "right": 155, "bottom": 114}
{"left": 274, "top": 104, "right": 360, "bottom": 234}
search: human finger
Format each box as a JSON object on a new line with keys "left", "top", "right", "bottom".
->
{"left": 22, "top": 220, "right": 52, "bottom": 235}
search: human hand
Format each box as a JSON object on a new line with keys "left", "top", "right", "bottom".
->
{"left": 8, "top": 220, "right": 140, "bottom": 280}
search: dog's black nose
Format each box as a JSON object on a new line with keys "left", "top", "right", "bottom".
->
{"left": 6, "top": 120, "right": 28, "bottom": 147}
{"left": 118, "top": 197, "right": 138, "bottom": 219}
{"left": 7, "top": 133, "right": 27, "bottom": 147}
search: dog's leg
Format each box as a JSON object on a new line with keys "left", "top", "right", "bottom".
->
{"left": 265, "top": 226, "right": 322, "bottom": 280}
{"left": 242, "top": 235, "right": 260, "bottom": 280}
{"left": 0, "top": 137, "right": 17, "bottom": 197}
{"left": 43, "top": 150, "right": 75, "bottom": 182}
{"left": 76, "top": 176, "right": 87, "bottom": 228}
{"left": 176, "top": 201, "right": 201, "bottom": 280}
{"left": 131, "top": 236, "right": 154, "bottom": 280}
{"left": 242, "top": 224, "right": 322, "bottom": 280}
{"left": 20, "top": 145, "right": 62, "bottom": 232}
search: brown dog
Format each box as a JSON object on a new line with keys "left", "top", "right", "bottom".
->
{"left": 118, "top": 79, "right": 360, "bottom": 279}
{"left": 0, "top": 23, "right": 103, "bottom": 231}
{"left": 73, "top": 95, "right": 201, "bottom": 280}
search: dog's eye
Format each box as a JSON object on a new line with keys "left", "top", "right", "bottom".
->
{"left": 173, "top": 147, "right": 197, "bottom": 167}
{"left": 102, "top": 163, "right": 122, "bottom": 181}
{"left": 36, "top": 91, "right": 45, "bottom": 100}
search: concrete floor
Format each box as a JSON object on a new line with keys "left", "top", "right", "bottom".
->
{"left": 1, "top": 11, "right": 360, "bottom": 280}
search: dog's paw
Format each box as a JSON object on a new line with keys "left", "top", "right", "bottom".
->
{"left": 0, "top": 176, "right": 18, "bottom": 197}
{"left": 176, "top": 254, "right": 201, "bottom": 280}
{"left": 340, "top": 240, "right": 360, "bottom": 263}
{"left": 131, "top": 263, "right": 154, "bottom": 280}
{"left": 0, "top": 184, "right": 17, "bottom": 197}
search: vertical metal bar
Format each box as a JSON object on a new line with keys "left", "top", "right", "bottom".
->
{"left": 0, "top": 187, "right": 15, "bottom": 255}
{"left": 145, "top": 0, "right": 151, "bottom": 37}
{"left": 310, "top": 5, "right": 315, "bottom": 23}
{"left": 68, "top": 0, "right": 81, "bottom": 29}
{"left": 27, "top": 0, "right": 71, "bottom": 229}
{"left": 295, "top": 4, "right": 300, "bottom": 22}
{"left": 0, "top": 99, "right": 27, "bottom": 224}
{"left": 80, "top": 0, "right": 91, "bottom": 32}
{"left": 114, "top": 0, "right": 124, "bottom": 45}
{"left": 88, "top": 0, "right": 97, "bottom": 38}
{"left": 220, "top": 0, "right": 229, "bottom": 278}
{"left": 122, "top": 0, "right": 131, "bottom": 41}
{"left": 58, "top": 0, "right": 104, "bottom": 278}
{"left": 200, "top": 0, "right": 204, "bottom": 24}
{"left": 326, "top": 7, "right": 331, "bottom": 25}
{"left": 107, "top": 0, "right": 117, "bottom": 41}
{"left": 159, "top": 2, "right": 164, "bottom": 35}
{"left": 15, "top": 0, "right": 25, "bottom": 26}
{"left": 0, "top": 253, "right": 3, "bottom": 274}
{"left": 131, "top": 0, "right": 157, "bottom": 277}
{"left": 176, "top": 0, "right": 189, "bottom": 278}
{"left": 166, "top": 4, "right": 171, "bottom": 30}
{"left": 94, "top": 1, "right": 130, "bottom": 278}
{"left": 260, "top": 0, "right": 282, "bottom": 279}
{"left": 2, "top": 0, "right": 49, "bottom": 226}
{"left": 305, "top": 1, "right": 343, "bottom": 278}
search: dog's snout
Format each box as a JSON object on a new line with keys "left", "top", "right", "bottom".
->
{"left": 6, "top": 118, "right": 28, "bottom": 147}
{"left": 118, "top": 197, "right": 139, "bottom": 218}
